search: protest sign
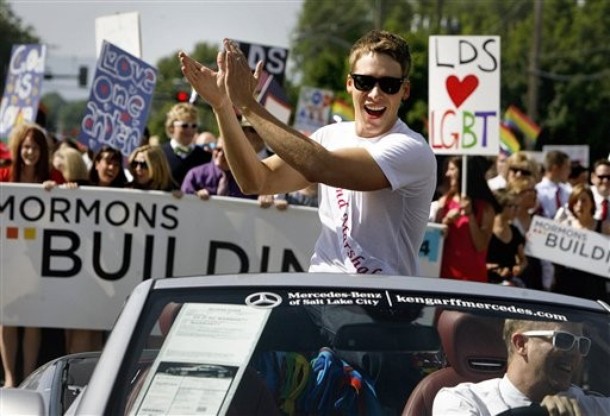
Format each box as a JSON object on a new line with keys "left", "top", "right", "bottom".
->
{"left": 95, "top": 11, "right": 142, "bottom": 59}
{"left": 543, "top": 144, "right": 589, "bottom": 167}
{"left": 525, "top": 215, "right": 610, "bottom": 278}
{"left": 0, "top": 44, "right": 46, "bottom": 140}
{"left": 428, "top": 36, "right": 500, "bottom": 156}
{"left": 293, "top": 86, "right": 334, "bottom": 135}
{"left": 78, "top": 41, "right": 157, "bottom": 157}
{"left": 0, "top": 184, "right": 444, "bottom": 329}
{"left": 236, "top": 40, "right": 289, "bottom": 85}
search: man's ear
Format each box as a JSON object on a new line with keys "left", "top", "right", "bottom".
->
{"left": 401, "top": 80, "right": 411, "bottom": 101}
{"left": 346, "top": 74, "right": 354, "bottom": 94}
{"left": 512, "top": 333, "right": 528, "bottom": 357}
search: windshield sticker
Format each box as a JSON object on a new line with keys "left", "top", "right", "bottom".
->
{"left": 283, "top": 290, "right": 569, "bottom": 322}
{"left": 245, "top": 292, "right": 282, "bottom": 309}
{"left": 131, "top": 303, "right": 270, "bottom": 416}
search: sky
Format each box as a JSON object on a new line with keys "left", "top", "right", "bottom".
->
{"left": 8, "top": 0, "right": 304, "bottom": 99}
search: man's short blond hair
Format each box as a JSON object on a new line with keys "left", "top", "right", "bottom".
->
{"left": 348, "top": 30, "right": 411, "bottom": 78}
{"left": 164, "top": 103, "right": 198, "bottom": 137}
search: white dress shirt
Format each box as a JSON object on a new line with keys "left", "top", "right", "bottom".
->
{"left": 535, "top": 177, "right": 571, "bottom": 219}
{"left": 432, "top": 375, "right": 610, "bottom": 416}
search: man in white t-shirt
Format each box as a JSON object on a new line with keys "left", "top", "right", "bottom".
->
{"left": 179, "top": 30, "right": 436, "bottom": 276}
{"left": 433, "top": 319, "right": 610, "bottom": 416}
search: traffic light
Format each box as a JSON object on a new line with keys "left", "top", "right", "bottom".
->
{"left": 78, "top": 66, "right": 88, "bottom": 88}
{"left": 175, "top": 90, "right": 190, "bottom": 102}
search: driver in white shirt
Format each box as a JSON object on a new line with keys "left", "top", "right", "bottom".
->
{"left": 433, "top": 319, "right": 610, "bottom": 416}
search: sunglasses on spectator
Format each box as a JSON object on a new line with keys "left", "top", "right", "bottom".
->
{"left": 521, "top": 330, "right": 591, "bottom": 356}
{"left": 130, "top": 160, "right": 149, "bottom": 170}
{"left": 174, "top": 121, "right": 198, "bottom": 129}
{"left": 596, "top": 174, "right": 610, "bottom": 181}
{"left": 350, "top": 74, "right": 405, "bottom": 95}
{"left": 509, "top": 167, "right": 532, "bottom": 176}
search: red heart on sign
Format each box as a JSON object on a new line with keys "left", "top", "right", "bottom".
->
{"left": 446, "top": 75, "right": 479, "bottom": 108}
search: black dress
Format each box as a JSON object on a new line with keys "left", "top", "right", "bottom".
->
{"left": 486, "top": 224, "right": 525, "bottom": 283}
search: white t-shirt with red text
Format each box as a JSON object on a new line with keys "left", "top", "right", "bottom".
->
{"left": 308, "top": 119, "right": 436, "bottom": 276}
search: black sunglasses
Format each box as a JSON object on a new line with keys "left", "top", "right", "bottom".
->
{"left": 130, "top": 160, "right": 149, "bottom": 170}
{"left": 509, "top": 167, "right": 532, "bottom": 177}
{"left": 350, "top": 74, "right": 405, "bottom": 95}
{"left": 596, "top": 174, "right": 610, "bottom": 181}
{"left": 174, "top": 122, "right": 198, "bottom": 129}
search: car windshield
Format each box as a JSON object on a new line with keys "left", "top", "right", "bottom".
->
{"left": 108, "top": 285, "right": 610, "bottom": 416}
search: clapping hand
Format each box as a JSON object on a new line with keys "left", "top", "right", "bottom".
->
{"left": 223, "top": 39, "right": 263, "bottom": 111}
{"left": 179, "top": 50, "right": 228, "bottom": 109}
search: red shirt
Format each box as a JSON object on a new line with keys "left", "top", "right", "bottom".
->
{"left": 0, "top": 166, "right": 65, "bottom": 184}
{"left": 440, "top": 198, "right": 490, "bottom": 282}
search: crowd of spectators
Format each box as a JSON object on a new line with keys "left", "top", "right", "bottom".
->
{"left": 432, "top": 150, "right": 609, "bottom": 303}
{"left": 0, "top": 107, "right": 608, "bottom": 387}
{"left": 0, "top": 102, "right": 321, "bottom": 386}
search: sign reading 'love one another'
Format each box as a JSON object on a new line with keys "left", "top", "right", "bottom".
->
{"left": 428, "top": 36, "right": 500, "bottom": 155}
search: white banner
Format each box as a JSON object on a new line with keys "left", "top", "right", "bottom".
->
{"left": 525, "top": 215, "right": 610, "bottom": 278}
{"left": 428, "top": 35, "right": 501, "bottom": 155}
{"left": 0, "top": 184, "right": 444, "bottom": 329}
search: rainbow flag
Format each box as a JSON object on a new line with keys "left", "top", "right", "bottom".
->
{"left": 330, "top": 98, "right": 354, "bottom": 122}
{"left": 500, "top": 122, "right": 520, "bottom": 155}
{"left": 504, "top": 105, "right": 540, "bottom": 147}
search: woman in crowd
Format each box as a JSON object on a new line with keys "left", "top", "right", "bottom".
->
{"left": 508, "top": 176, "right": 544, "bottom": 290}
{"left": 486, "top": 188, "right": 527, "bottom": 286}
{"left": 44, "top": 146, "right": 90, "bottom": 189}
{"left": 505, "top": 151, "right": 541, "bottom": 186}
{"left": 126, "top": 145, "right": 180, "bottom": 194}
{"left": 58, "top": 145, "right": 127, "bottom": 354}
{"left": 89, "top": 145, "right": 128, "bottom": 187}
{"left": 553, "top": 184, "right": 609, "bottom": 301}
{"left": 0, "top": 123, "right": 64, "bottom": 387}
{"left": 435, "top": 156, "right": 500, "bottom": 282}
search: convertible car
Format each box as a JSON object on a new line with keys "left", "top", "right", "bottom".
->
{"left": 1, "top": 273, "right": 609, "bottom": 415}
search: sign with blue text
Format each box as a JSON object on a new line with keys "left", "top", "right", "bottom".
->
{"left": 78, "top": 41, "right": 157, "bottom": 157}
{"left": 0, "top": 44, "right": 46, "bottom": 140}
{"left": 428, "top": 36, "right": 500, "bottom": 155}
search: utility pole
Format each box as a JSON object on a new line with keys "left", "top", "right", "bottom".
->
{"left": 527, "top": 0, "right": 543, "bottom": 141}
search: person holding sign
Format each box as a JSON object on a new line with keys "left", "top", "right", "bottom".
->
{"left": 553, "top": 184, "right": 609, "bottom": 302}
{"left": 434, "top": 156, "right": 499, "bottom": 282}
{"left": 179, "top": 31, "right": 436, "bottom": 275}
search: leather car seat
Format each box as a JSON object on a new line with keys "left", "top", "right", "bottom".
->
{"left": 402, "top": 310, "right": 507, "bottom": 416}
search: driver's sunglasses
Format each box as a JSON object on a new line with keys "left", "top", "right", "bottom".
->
{"left": 521, "top": 330, "right": 591, "bottom": 356}
{"left": 350, "top": 74, "right": 405, "bottom": 95}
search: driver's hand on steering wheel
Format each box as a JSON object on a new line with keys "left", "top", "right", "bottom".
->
{"left": 540, "top": 394, "right": 582, "bottom": 416}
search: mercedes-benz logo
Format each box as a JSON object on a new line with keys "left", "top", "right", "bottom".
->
{"left": 245, "top": 292, "right": 282, "bottom": 309}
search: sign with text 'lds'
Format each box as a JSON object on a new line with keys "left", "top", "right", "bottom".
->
{"left": 428, "top": 36, "right": 500, "bottom": 155}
